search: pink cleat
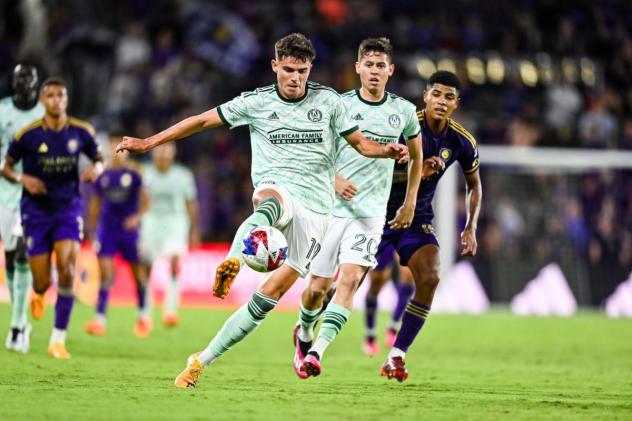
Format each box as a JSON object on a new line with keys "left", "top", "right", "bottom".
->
{"left": 301, "top": 353, "right": 321, "bottom": 378}
{"left": 380, "top": 356, "right": 408, "bottom": 382}
{"left": 363, "top": 337, "right": 380, "bottom": 356}
{"left": 292, "top": 325, "right": 308, "bottom": 379}
{"left": 385, "top": 328, "right": 398, "bottom": 348}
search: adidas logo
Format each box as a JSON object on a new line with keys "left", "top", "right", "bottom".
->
{"left": 352, "top": 113, "right": 363, "bottom": 120}
{"left": 268, "top": 112, "right": 279, "bottom": 120}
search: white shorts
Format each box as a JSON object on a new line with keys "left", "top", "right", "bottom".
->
{"left": 253, "top": 180, "right": 330, "bottom": 278}
{"left": 140, "top": 219, "right": 188, "bottom": 263}
{"left": 0, "top": 204, "right": 23, "bottom": 252}
{"left": 310, "top": 216, "right": 384, "bottom": 278}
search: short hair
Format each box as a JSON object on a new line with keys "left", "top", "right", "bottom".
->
{"left": 40, "top": 76, "right": 67, "bottom": 92}
{"left": 357, "top": 37, "right": 393, "bottom": 62}
{"left": 427, "top": 71, "right": 461, "bottom": 93}
{"left": 274, "top": 33, "right": 316, "bottom": 62}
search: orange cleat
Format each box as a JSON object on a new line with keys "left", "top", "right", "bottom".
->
{"left": 31, "top": 293, "right": 45, "bottom": 321}
{"left": 84, "top": 320, "right": 106, "bottom": 336}
{"left": 380, "top": 356, "right": 408, "bottom": 382}
{"left": 162, "top": 313, "right": 179, "bottom": 328}
{"left": 174, "top": 352, "right": 204, "bottom": 388}
{"left": 48, "top": 342, "right": 71, "bottom": 360}
{"left": 134, "top": 318, "right": 153, "bottom": 338}
{"left": 213, "top": 258, "right": 241, "bottom": 299}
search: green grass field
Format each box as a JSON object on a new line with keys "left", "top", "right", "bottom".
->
{"left": 0, "top": 303, "right": 631, "bottom": 420}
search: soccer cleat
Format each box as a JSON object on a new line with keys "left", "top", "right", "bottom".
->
{"left": 292, "top": 325, "right": 309, "bottom": 379}
{"left": 31, "top": 293, "right": 45, "bottom": 320}
{"left": 213, "top": 258, "right": 241, "bottom": 299}
{"left": 48, "top": 342, "right": 71, "bottom": 360}
{"left": 301, "top": 352, "right": 321, "bottom": 378}
{"left": 18, "top": 324, "right": 32, "bottom": 354}
{"left": 162, "top": 312, "right": 179, "bottom": 328}
{"left": 134, "top": 318, "right": 153, "bottom": 338}
{"left": 84, "top": 320, "right": 106, "bottom": 336}
{"left": 5, "top": 328, "right": 20, "bottom": 351}
{"left": 385, "top": 328, "right": 398, "bottom": 348}
{"left": 380, "top": 356, "right": 408, "bottom": 382}
{"left": 174, "top": 352, "right": 204, "bottom": 388}
{"left": 363, "top": 337, "right": 380, "bottom": 357}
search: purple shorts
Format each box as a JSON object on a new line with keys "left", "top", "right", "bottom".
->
{"left": 21, "top": 202, "right": 83, "bottom": 256}
{"left": 374, "top": 221, "right": 440, "bottom": 267}
{"left": 96, "top": 226, "right": 140, "bottom": 263}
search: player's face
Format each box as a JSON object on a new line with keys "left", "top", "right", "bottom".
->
{"left": 355, "top": 51, "right": 394, "bottom": 93}
{"left": 271, "top": 56, "right": 312, "bottom": 99}
{"left": 153, "top": 144, "right": 175, "bottom": 172}
{"left": 40, "top": 85, "right": 68, "bottom": 118}
{"left": 424, "top": 83, "right": 459, "bottom": 120}
{"left": 12, "top": 65, "right": 38, "bottom": 96}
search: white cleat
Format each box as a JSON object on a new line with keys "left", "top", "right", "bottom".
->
{"left": 18, "top": 324, "right": 32, "bottom": 353}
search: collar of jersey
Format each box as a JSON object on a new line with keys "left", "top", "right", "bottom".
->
{"left": 355, "top": 89, "right": 388, "bottom": 106}
{"left": 275, "top": 83, "right": 308, "bottom": 103}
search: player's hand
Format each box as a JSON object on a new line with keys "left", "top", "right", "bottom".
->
{"left": 384, "top": 143, "right": 409, "bottom": 164}
{"left": 21, "top": 174, "right": 46, "bottom": 195}
{"left": 335, "top": 176, "right": 358, "bottom": 201}
{"left": 80, "top": 165, "right": 99, "bottom": 182}
{"left": 460, "top": 227, "right": 477, "bottom": 256}
{"left": 422, "top": 156, "right": 445, "bottom": 179}
{"left": 123, "top": 214, "right": 141, "bottom": 230}
{"left": 388, "top": 203, "right": 415, "bottom": 230}
{"left": 116, "top": 136, "right": 154, "bottom": 154}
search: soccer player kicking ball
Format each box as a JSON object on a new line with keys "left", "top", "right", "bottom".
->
{"left": 379, "top": 71, "right": 483, "bottom": 382}
{"left": 140, "top": 143, "right": 199, "bottom": 328}
{"left": 292, "top": 38, "right": 423, "bottom": 379}
{"left": 84, "top": 135, "right": 151, "bottom": 337}
{"left": 116, "top": 33, "right": 408, "bottom": 388}
{"left": 2, "top": 78, "right": 104, "bottom": 359}
{"left": 0, "top": 63, "right": 44, "bottom": 353}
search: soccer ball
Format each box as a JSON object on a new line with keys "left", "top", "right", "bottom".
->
{"left": 241, "top": 226, "right": 288, "bottom": 272}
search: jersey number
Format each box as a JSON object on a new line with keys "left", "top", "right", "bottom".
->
{"left": 351, "top": 234, "right": 377, "bottom": 262}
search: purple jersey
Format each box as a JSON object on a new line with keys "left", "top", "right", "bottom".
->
{"left": 8, "top": 117, "right": 101, "bottom": 211}
{"left": 95, "top": 167, "right": 142, "bottom": 229}
{"left": 386, "top": 110, "right": 480, "bottom": 224}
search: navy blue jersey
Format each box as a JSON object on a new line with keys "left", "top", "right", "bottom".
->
{"left": 8, "top": 117, "right": 101, "bottom": 210}
{"left": 386, "top": 110, "right": 480, "bottom": 223}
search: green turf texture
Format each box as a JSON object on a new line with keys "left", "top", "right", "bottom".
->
{"left": 0, "top": 303, "right": 631, "bottom": 420}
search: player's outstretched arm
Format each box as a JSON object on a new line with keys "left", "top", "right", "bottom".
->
{"left": 343, "top": 130, "right": 409, "bottom": 163}
{"left": 388, "top": 134, "right": 422, "bottom": 229}
{"left": 461, "top": 170, "right": 482, "bottom": 256}
{"left": 1, "top": 155, "right": 46, "bottom": 195}
{"left": 116, "top": 108, "right": 225, "bottom": 154}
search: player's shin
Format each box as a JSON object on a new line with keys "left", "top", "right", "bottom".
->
{"left": 226, "top": 197, "right": 282, "bottom": 260}
{"left": 389, "top": 300, "right": 430, "bottom": 358}
{"left": 50, "top": 287, "right": 75, "bottom": 345}
{"left": 198, "top": 290, "right": 278, "bottom": 366}
{"left": 309, "top": 303, "right": 351, "bottom": 360}
{"left": 390, "top": 283, "right": 415, "bottom": 331}
{"left": 12, "top": 261, "right": 32, "bottom": 328}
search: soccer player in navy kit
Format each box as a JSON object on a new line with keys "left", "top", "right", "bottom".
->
{"left": 2, "top": 77, "right": 104, "bottom": 359}
{"left": 378, "top": 71, "right": 483, "bottom": 381}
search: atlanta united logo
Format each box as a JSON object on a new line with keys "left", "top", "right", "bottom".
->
{"left": 307, "top": 108, "right": 322, "bottom": 122}
{"left": 388, "top": 114, "right": 401, "bottom": 128}
{"left": 67, "top": 139, "right": 79, "bottom": 153}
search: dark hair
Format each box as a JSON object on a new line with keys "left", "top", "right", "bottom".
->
{"left": 357, "top": 37, "right": 393, "bottom": 62}
{"left": 40, "top": 76, "right": 67, "bottom": 91}
{"left": 274, "top": 33, "right": 316, "bottom": 62}
{"left": 427, "top": 71, "right": 461, "bottom": 92}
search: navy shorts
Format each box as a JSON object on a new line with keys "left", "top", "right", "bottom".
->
{"left": 374, "top": 221, "right": 439, "bottom": 267}
{"left": 22, "top": 202, "right": 83, "bottom": 256}
{"left": 96, "top": 225, "right": 140, "bottom": 263}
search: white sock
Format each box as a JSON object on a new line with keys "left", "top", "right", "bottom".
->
{"left": 198, "top": 348, "right": 217, "bottom": 366}
{"left": 388, "top": 346, "right": 405, "bottom": 359}
{"left": 309, "top": 337, "right": 331, "bottom": 359}
{"left": 96, "top": 313, "right": 106, "bottom": 325}
{"left": 50, "top": 328, "right": 67, "bottom": 345}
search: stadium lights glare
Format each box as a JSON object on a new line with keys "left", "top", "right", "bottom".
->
{"left": 519, "top": 60, "right": 538, "bottom": 87}
{"left": 580, "top": 58, "right": 596, "bottom": 87}
{"left": 486, "top": 57, "right": 505, "bottom": 84}
{"left": 416, "top": 57, "right": 436, "bottom": 80}
{"left": 466, "top": 57, "right": 486, "bottom": 85}
{"left": 561, "top": 58, "right": 577, "bottom": 83}
{"left": 437, "top": 58, "right": 457, "bottom": 74}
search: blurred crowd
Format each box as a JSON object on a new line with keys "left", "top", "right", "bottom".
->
{"left": 1, "top": 0, "right": 631, "bottom": 302}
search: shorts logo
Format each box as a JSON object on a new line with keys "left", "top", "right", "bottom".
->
{"left": 307, "top": 109, "right": 322, "bottom": 122}
{"left": 440, "top": 148, "right": 452, "bottom": 161}
{"left": 421, "top": 224, "right": 434, "bottom": 234}
{"left": 67, "top": 139, "right": 79, "bottom": 153}
{"left": 121, "top": 173, "right": 132, "bottom": 187}
{"left": 388, "top": 114, "right": 401, "bottom": 128}
{"left": 26, "top": 236, "right": 33, "bottom": 250}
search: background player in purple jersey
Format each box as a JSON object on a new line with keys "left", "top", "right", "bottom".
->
{"left": 378, "top": 71, "right": 483, "bottom": 381}
{"left": 84, "top": 135, "right": 151, "bottom": 338}
{"left": 1, "top": 77, "right": 104, "bottom": 359}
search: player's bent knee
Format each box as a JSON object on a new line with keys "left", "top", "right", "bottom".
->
{"left": 418, "top": 271, "right": 440, "bottom": 289}
{"left": 308, "top": 276, "right": 332, "bottom": 298}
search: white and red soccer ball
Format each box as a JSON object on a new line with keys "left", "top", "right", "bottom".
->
{"left": 241, "top": 226, "right": 288, "bottom": 272}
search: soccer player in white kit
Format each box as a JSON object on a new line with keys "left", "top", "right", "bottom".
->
{"left": 116, "top": 33, "right": 409, "bottom": 388}
{"left": 292, "top": 38, "right": 423, "bottom": 378}
{"left": 0, "top": 64, "right": 44, "bottom": 352}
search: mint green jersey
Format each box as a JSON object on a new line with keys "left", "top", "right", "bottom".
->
{"left": 0, "top": 97, "right": 44, "bottom": 211}
{"left": 142, "top": 163, "right": 196, "bottom": 229}
{"left": 333, "top": 90, "right": 420, "bottom": 219}
{"left": 218, "top": 82, "right": 358, "bottom": 214}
